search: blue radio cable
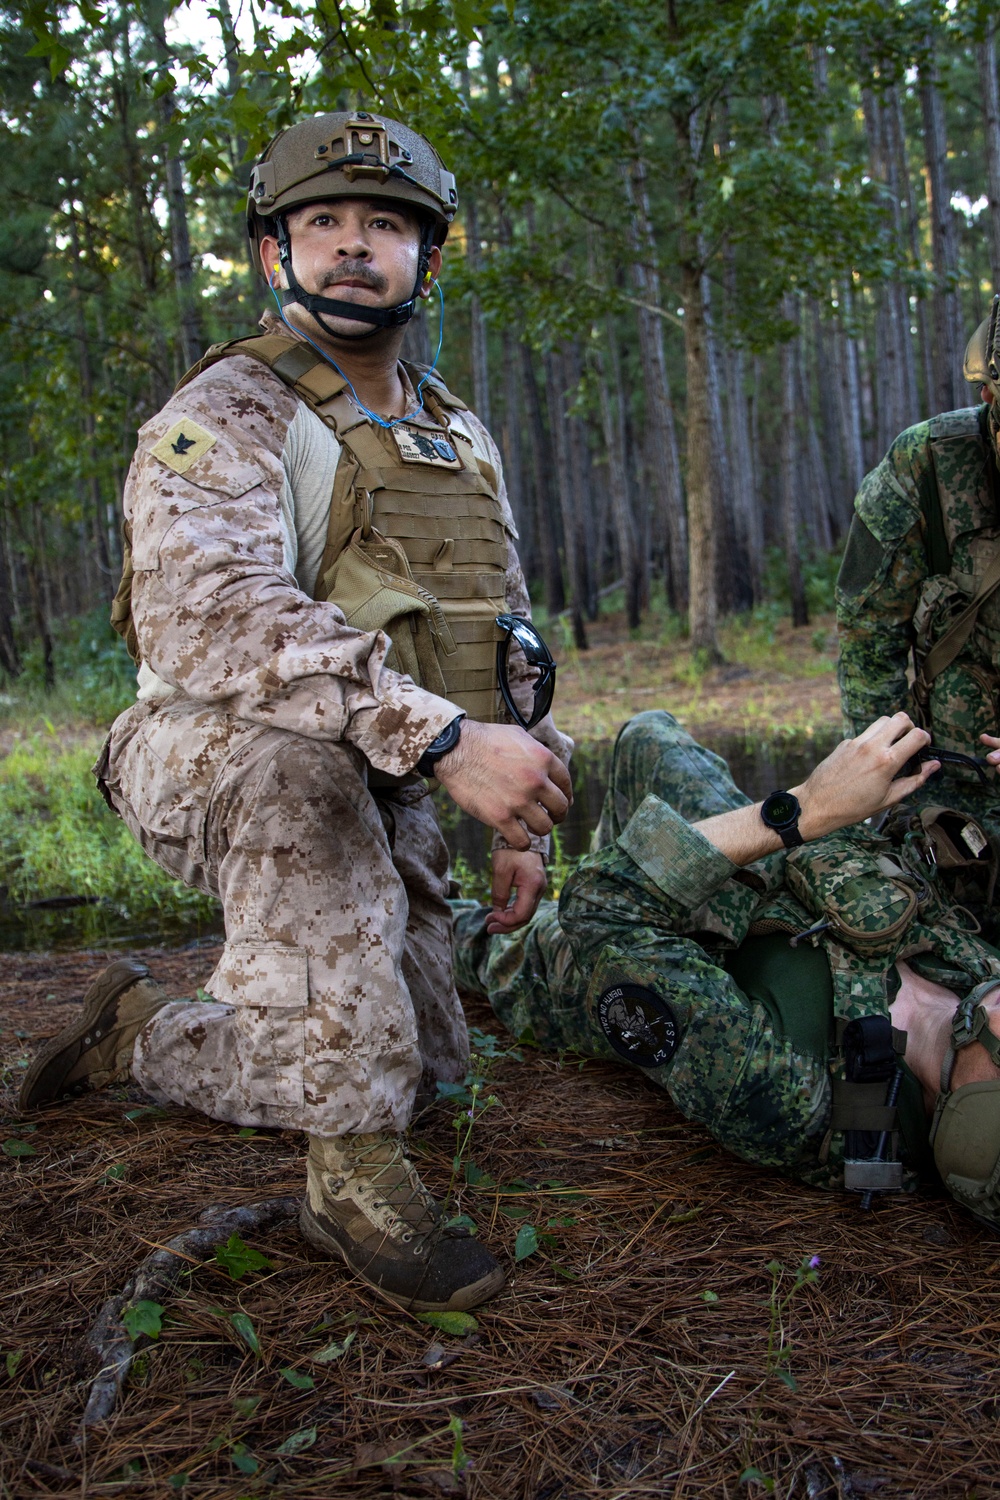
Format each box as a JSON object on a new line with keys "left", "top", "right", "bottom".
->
{"left": 268, "top": 277, "right": 445, "bottom": 430}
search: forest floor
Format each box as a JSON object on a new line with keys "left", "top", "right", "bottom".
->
{"left": 10, "top": 610, "right": 972, "bottom": 1500}
{"left": 2, "top": 943, "right": 997, "bottom": 1499}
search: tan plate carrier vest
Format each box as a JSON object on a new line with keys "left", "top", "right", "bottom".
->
{"left": 112, "top": 334, "right": 509, "bottom": 723}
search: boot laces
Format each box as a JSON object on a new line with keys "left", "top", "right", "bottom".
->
{"left": 349, "top": 1136, "right": 438, "bottom": 1251}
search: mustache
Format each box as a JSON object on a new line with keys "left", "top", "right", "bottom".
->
{"left": 320, "top": 262, "right": 388, "bottom": 294}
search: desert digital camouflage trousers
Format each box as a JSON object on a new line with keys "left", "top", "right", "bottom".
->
{"left": 98, "top": 697, "right": 469, "bottom": 1136}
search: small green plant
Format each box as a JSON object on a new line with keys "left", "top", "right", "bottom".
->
{"left": 122, "top": 1300, "right": 164, "bottom": 1341}
{"left": 449, "top": 1415, "right": 471, "bottom": 1477}
{"left": 762, "top": 1253, "right": 820, "bottom": 1390}
{"left": 437, "top": 1028, "right": 522, "bottom": 1218}
{"left": 214, "top": 1234, "right": 273, "bottom": 1282}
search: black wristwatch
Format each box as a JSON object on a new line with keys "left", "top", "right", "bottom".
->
{"left": 760, "top": 789, "right": 804, "bottom": 849}
{"left": 416, "top": 716, "right": 464, "bottom": 778}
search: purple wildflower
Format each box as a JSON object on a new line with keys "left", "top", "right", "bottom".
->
{"left": 809, "top": 1255, "right": 821, "bottom": 1270}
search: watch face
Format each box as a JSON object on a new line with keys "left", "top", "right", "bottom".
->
{"left": 764, "top": 791, "right": 799, "bottom": 828}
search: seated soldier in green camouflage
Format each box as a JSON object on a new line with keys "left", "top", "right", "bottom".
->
{"left": 836, "top": 297, "right": 1000, "bottom": 935}
{"left": 454, "top": 710, "right": 1000, "bottom": 1226}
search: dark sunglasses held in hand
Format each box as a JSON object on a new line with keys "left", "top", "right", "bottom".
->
{"left": 495, "top": 613, "right": 557, "bottom": 730}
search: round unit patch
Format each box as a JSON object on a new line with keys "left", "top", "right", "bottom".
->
{"left": 596, "top": 983, "right": 679, "bottom": 1070}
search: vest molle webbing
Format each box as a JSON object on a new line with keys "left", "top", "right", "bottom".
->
{"left": 116, "top": 335, "right": 510, "bottom": 724}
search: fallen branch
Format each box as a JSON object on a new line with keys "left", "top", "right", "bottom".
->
{"left": 81, "top": 1195, "right": 299, "bottom": 1429}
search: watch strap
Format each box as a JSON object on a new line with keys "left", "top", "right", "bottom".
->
{"left": 416, "top": 716, "right": 464, "bottom": 777}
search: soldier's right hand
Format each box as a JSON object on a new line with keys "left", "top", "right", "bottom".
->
{"left": 434, "top": 720, "right": 572, "bottom": 849}
{"left": 793, "top": 712, "right": 939, "bottom": 838}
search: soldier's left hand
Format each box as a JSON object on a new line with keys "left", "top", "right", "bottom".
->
{"left": 487, "top": 848, "right": 548, "bottom": 934}
{"left": 980, "top": 733, "right": 1000, "bottom": 766}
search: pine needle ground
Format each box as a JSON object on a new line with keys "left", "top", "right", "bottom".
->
{"left": 2, "top": 942, "right": 998, "bottom": 1500}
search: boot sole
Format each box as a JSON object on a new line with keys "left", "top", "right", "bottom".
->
{"left": 18, "top": 958, "right": 152, "bottom": 1112}
{"left": 298, "top": 1201, "right": 506, "bottom": 1313}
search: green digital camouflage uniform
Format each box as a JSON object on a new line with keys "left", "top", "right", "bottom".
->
{"left": 453, "top": 711, "right": 1000, "bottom": 1194}
{"left": 836, "top": 405, "right": 1000, "bottom": 857}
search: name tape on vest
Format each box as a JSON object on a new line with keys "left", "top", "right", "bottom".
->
{"left": 150, "top": 419, "right": 218, "bottom": 475}
{"left": 393, "top": 425, "right": 462, "bottom": 469}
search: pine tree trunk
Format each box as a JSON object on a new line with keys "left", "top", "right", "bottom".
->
{"left": 679, "top": 252, "right": 721, "bottom": 659}
{"left": 0, "top": 490, "right": 20, "bottom": 679}
{"left": 499, "top": 329, "right": 532, "bottom": 577}
{"left": 920, "top": 42, "right": 965, "bottom": 414}
{"left": 888, "top": 85, "right": 935, "bottom": 414}
{"left": 147, "top": 4, "right": 205, "bottom": 372}
{"left": 979, "top": 18, "right": 1000, "bottom": 291}
{"left": 623, "top": 155, "right": 688, "bottom": 611}
{"left": 562, "top": 343, "right": 599, "bottom": 619}
{"left": 545, "top": 350, "right": 588, "bottom": 649}
{"left": 597, "top": 319, "right": 642, "bottom": 629}
{"left": 520, "top": 343, "right": 565, "bottom": 617}
{"left": 836, "top": 283, "right": 866, "bottom": 495}
{"left": 860, "top": 79, "right": 920, "bottom": 447}
{"left": 780, "top": 299, "right": 808, "bottom": 627}
{"left": 465, "top": 194, "right": 491, "bottom": 428}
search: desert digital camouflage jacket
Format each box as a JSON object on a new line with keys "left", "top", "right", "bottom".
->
{"left": 836, "top": 405, "right": 1000, "bottom": 764}
{"left": 119, "top": 312, "right": 571, "bottom": 785}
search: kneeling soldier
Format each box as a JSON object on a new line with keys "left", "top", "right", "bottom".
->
{"left": 18, "top": 111, "right": 573, "bottom": 1314}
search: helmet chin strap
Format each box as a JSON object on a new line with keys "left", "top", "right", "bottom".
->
{"left": 275, "top": 216, "right": 433, "bottom": 342}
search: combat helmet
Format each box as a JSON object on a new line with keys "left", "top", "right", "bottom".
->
{"left": 247, "top": 111, "right": 458, "bottom": 337}
{"left": 929, "top": 983, "right": 1000, "bottom": 1229}
{"left": 963, "top": 295, "right": 1000, "bottom": 400}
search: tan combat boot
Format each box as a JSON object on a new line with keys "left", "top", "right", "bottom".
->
{"left": 300, "top": 1132, "right": 506, "bottom": 1312}
{"left": 19, "top": 959, "right": 169, "bottom": 1110}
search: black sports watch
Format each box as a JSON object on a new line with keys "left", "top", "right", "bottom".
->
{"left": 416, "top": 716, "right": 464, "bottom": 778}
{"left": 760, "top": 790, "right": 804, "bottom": 849}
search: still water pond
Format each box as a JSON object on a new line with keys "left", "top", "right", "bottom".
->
{"left": 1, "top": 729, "right": 840, "bottom": 950}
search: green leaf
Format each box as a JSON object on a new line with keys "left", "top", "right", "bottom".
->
{"left": 776, "top": 1369, "right": 797, "bottom": 1391}
{"left": 167, "top": 1474, "right": 188, "bottom": 1492}
{"left": 279, "top": 1367, "right": 315, "bottom": 1390}
{"left": 2, "top": 1139, "right": 37, "bottom": 1157}
{"left": 232, "top": 1395, "right": 261, "bottom": 1417}
{"left": 122, "top": 1301, "right": 164, "bottom": 1341}
{"left": 230, "top": 1312, "right": 260, "bottom": 1355}
{"left": 214, "top": 1234, "right": 273, "bottom": 1281}
{"left": 436, "top": 1080, "right": 469, "bottom": 1101}
{"left": 415, "top": 1310, "right": 479, "bottom": 1335}
{"left": 275, "top": 1425, "right": 318, "bottom": 1456}
{"left": 6, "top": 1351, "right": 24, "bottom": 1378}
{"left": 514, "top": 1224, "right": 540, "bottom": 1262}
{"left": 499, "top": 1204, "right": 532, "bottom": 1221}
{"left": 124, "top": 1106, "right": 168, "bottom": 1122}
{"left": 312, "top": 1330, "right": 356, "bottom": 1363}
{"left": 464, "top": 1161, "right": 493, "bottom": 1187}
{"left": 701, "top": 1290, "right": 719, "bottom": 1303}
{"left": 237, "top": 1127, "right": 257, "bottom": 1138}
{"left": 230, "top": 1442, "right": 258, "bottom": 1475}
{"left": 101, "top": 1163, "right": 126, "bottom": 1183}
{"left": 443, "top": 1213, "right": 478, "bottom": 1233}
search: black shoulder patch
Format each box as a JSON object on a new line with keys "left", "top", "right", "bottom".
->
{"left": 596, "top": 983, "right": 680, "bottom": 1070}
